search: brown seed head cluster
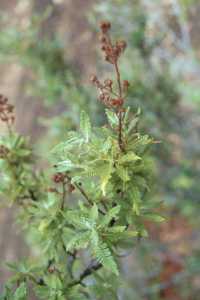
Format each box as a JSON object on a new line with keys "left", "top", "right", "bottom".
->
{"left": 90, "top": 22, "right": 130, "bottom": 110}
{"left": 0, "top": 95, "right": 15, "bottom": 126}
{"left": 100, "top": 21, "right": 111, "bottom": 34}
{"left": 99, "top": 21, "right": 127, "bottom": 64}
{"left": 52, "top": 172, "right": 65, "bottom": 183}
{"left": 90, "top": 75, "right": 116, "bottom": 108}
{"left": 0, "top": 145, "right": 10, "bottom": 159}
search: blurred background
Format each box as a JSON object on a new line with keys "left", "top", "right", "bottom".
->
{"left": 0, "top": 0, "right": 200, "bottom": 299}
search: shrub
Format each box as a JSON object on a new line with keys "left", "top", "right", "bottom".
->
{"left": 0, "top": 22, "right": 163, "bottom": 300}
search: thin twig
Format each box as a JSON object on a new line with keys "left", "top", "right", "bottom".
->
{"left": 114, "top": 61, "right": 122, "bottom": 97}
{"left": 67, "top": 262, "right": 102, "bottom": 288}
{"left": 67, "top": 251, "right": 77, "bottom": 279}
{"left": 114, "top": 61, "right": 124, "bottom": 152}
{"left": 65, "top": 174, "right": 105, "bottom": 215}
{"left": 65, "top": 174, "right": 91, "bottom": 204}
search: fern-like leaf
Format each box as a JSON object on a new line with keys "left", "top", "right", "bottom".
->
{"left": 93, "top": 242, "right": 119, "bottom": 275}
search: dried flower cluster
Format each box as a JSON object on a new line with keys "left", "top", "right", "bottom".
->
{"left": 99, "top": 21, "right": 127, "bottom": 64}
{"left": 90, "top": 21, "right": 130, "bottom": 152}
{"left": 90, "top": 22, "right": 129, "bottom": 110}
{"left": 0, "top": 94, "right": 15, "bottom": 128}
{"left": 0, "top": 144, "right": 9, "bottom": 159}
{"left": 52, "top": 172, "right": 66, "bottom": 183}
{"left": 52, "top": 172, "right": 75, "bottom": 194}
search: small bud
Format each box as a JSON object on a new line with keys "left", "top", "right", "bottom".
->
{"left": 111, "top": 98, "right": 124, "bottom": 107}
{"left": 48, "top": 266, "right": 55, "bottom": 273}
{"left": 123, "top": 80, "right": 130, "bottom": 87}
{"left": 123, "top": 80, "right": 130, "bottom": 93}
{"left": 100, "top": 21, "right": 111, "bottom": 33}
{"left": 52, "top": 173, "right": 65, "bottom": 183}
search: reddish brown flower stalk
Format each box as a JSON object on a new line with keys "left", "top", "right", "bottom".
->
{"left": 90, "top": 21, "right": 130, "bottom": 152}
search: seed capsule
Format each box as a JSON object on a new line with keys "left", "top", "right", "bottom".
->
{"left": 53, "top": 173, "right": 65, "bottom": 183}
{"left": 100, "top": 21, "right": 111, "bottom": 33}
{"left": 111, "top": 98, "right": 124, "bottom": 107}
